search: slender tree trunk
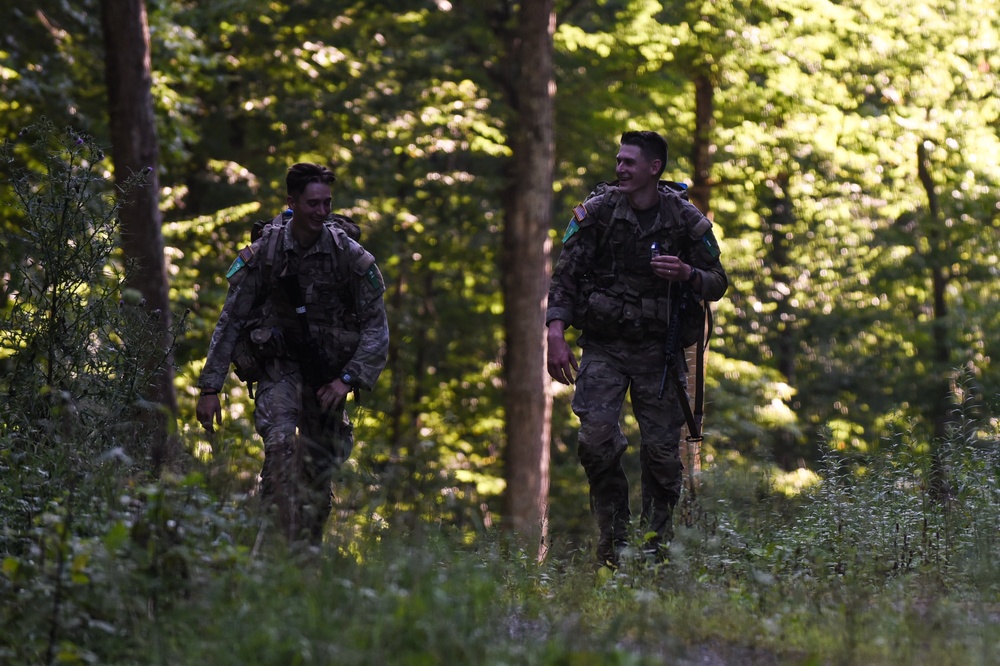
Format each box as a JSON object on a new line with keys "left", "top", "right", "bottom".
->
{"left": 917, "top": 141, "right": 952, "bottom": 499}
{"left": 689, "top": 73, "right": 714, "bottom": 216}
{"left": 765, "top": 171, "right": 799, "bottom": 468}
{"left": 101, "top": 0, "right": 179, "bottom": 471}
{"left": 681, "top": 71, "right": 715, "bottom": 507}
{"left": 500, "top": 0, "right": 555, "bottom": 561}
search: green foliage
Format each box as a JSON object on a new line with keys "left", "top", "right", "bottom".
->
{"left": 0, "top": 119, "right": 174, "bottom": 550}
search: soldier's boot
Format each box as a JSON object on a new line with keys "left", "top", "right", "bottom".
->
{"left": 640, "top": 447, "right": 683, "bottom": 563}
{"left": 596, "top": 533, "right": 628, "bottom": 569}
{"left": 594, "top": 503, "right": 631, "bottom": 569}
{"left": 299, "top": 483, "right": 333, "bottom": 545}
{"left": 639, "top": 500, "right": 676, "bottom": 564}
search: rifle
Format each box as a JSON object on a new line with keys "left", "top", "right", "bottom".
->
{"left": 653, "top": 243, "right": 705, "bottom": 443}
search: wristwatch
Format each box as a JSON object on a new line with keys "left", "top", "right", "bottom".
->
{"left": 340, "top": 372, "right": 354, "bottom": 386}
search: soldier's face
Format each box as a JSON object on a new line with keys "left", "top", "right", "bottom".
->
{"left": 615, "top": 144, "right": 660, "bottom": 194}
{"left": 288, "top": 182, "right": 332, "bottom": 233}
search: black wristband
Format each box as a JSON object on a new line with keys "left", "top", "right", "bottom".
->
{"left": 686, "top": 268, "right": 698, "bottom": 284}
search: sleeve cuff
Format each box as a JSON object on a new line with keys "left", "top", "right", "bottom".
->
{"left": 546, "top": 307, "right": 574, "bottom": 327}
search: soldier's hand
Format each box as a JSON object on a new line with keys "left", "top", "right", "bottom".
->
{"left": 317, "top": 379, "right": 351, "bottom": 412}
{"left": 546, "top": 321, "right": 578, "bottom": 385}
{"left": 651, "top": 255, "right": 690, "bottom": 282}
{"left": 197, "top": 394, "right": 223, "bottom": 433}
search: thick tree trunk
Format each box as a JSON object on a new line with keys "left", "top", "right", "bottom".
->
{"left": 500, "top": 0, "right": 555, "bottom": 561}
{"left": 101, "top": 0, "right": 179, "bottom": 471}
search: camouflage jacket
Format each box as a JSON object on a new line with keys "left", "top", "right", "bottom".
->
{"left": 546, "top": 186, "right": 727, "bottom": 338}
{"left": 197, "top": 221, "right": 389, "bottom": 392}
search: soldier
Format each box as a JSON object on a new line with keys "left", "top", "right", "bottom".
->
{"left": 546, "top": 131, "right": 728, "bottom": 567}
{"left": 196, "top": 162, "right": 389, "bottom": 545}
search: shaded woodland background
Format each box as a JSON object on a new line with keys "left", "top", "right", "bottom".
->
{"left": 2, "top": 0, "right": 1000, "bottom": 556}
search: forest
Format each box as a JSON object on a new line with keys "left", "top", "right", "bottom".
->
{"left": 2, "top": 0, "right": 999, "bottom": 663}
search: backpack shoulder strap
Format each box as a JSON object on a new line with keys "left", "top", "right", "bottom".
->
{"left": 587, "top": 185, "right": 621, "bottom": 252}
{"left": 264, "top": 218, "right": 284, "bottom": 269}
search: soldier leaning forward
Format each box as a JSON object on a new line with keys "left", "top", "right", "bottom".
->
{"left": 197, "top": 162, "right": 389, "bottom": 545}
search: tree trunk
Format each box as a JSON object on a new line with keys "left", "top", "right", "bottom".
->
{"left": 765, "top": 171, "right": 799, "bottom": 469}
{"left": 101, "top": 0, "right": 179, "bottom": 471}
{"left": 681, "top": 71, "right": 715, "bottom": 508}
{"left": 689, "top": 72, "right": 714, "bottom": 216}
{"left": 500, "top": 0, "right": 555, "bottom": 561}
{"left": 917, "top": 141, "right": 952, "bottom": 500}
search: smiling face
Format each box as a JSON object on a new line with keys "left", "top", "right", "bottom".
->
{"left": 287, "top": 181, "right": 332, "bottom": 239}
{"left": 615, "top": 143, "right": 661, "bottom": 197}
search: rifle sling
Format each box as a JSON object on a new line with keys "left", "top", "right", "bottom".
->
{"left": 671, "top": 371, "right": 702, "bottom": 442}
{"left": 668, "top": 301, "right": 712, "bottom": 443}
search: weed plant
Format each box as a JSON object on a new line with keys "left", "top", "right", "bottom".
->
{"left": 1, "top": 120, "right": 163, "bottom": 546}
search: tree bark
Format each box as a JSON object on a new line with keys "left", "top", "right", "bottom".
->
{"left": 917, "top": 140, "right": 952, "bottom": 499}
{"left": 689, "top": 72, "right": 714, "bottom": 216}
{"left": 500, "top": 0, "right": 555, "bottom": 561}
{"left": 681, "top": 71, "right": 715, "bottom": 507}
{"left": 101, "top": 0, "right": 179, "bottom": 471}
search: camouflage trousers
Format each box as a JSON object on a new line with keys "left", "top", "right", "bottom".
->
{"left": 253, "top": 358, "right": 354, "bottom": 544}
{"left": 572, "top": 339, "right": 686, "bottom": 564}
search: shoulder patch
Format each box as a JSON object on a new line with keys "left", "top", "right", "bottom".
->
{"left": 701, "top": 229, "right": 722, "bottom": 258}
{"left": 364, "top": 265, "right": 381, "bottom": 291}
{"left": 563, "top": 200, "right": 599, "bottom": 243}
{"left": 225, "top": 245, "right": 255, "bottom": 280}
{"left": 561, "top": 218, "right": 580, "bottom": 244}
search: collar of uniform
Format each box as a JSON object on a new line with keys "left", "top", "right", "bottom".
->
{"left": 611, "top": 191, "right": 639, "bottom": 226}
{"left": 283, "top": 220, "right": 337, "bottom": 257}
{"left": 613, "top": 190, "right": 679, "bottom": 237}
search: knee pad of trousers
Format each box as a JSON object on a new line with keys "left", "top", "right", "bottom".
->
{"left": 578, "top": 422, "right": 627, "bottom": 465}
{"left": 263, "top": 430, "right": 297, "bottom": 456}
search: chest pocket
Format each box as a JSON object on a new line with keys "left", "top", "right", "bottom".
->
{"left": 610, "top": 222, "right": 679, "bottom": 280}
{"left": 309, "top": 280, "right": 358, "bottom": 330}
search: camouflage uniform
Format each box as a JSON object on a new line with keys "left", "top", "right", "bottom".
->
{"left": 547, "top": 186, "right": 727, "bottom": 563}
{"left": 198, "top": 219, "right": 389, "bottom": 542}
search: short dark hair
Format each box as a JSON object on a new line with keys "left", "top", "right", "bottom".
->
{"left": 286, "top": 162, "right": 336, "bottom": 199}
{"left": 620, "top": 130, "right": 668, "bottom": 178}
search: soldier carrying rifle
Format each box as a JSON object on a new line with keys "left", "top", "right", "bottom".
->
{"left": 197, "top": 162, "right": 389, "bottom": 545}
{"left": 546, "top": 131, "right": 728, "bottom": 568}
